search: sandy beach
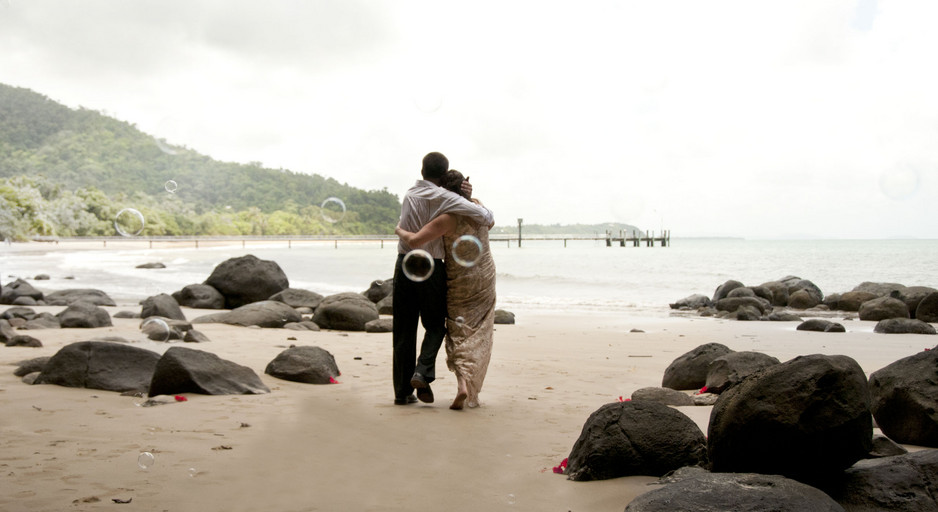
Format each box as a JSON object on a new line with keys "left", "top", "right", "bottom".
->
{"left": 0, "top": 301, "right": 930, "bottom": 512}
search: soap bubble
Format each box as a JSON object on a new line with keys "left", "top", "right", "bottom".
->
{"left": 188, "top": 467, "right": 198, "bottom": 478}
{"left": 137, "top": 451, "right": 155, "bottom": 470}
{"left": 402, "top": 249, "right": 434, "bottom": 282}
{"left": 114, "top": 208, "right": 145, "bottom": 237}
{"left": 507, "top": 493, "right": 516, "bottom": 505}
{"left": 451, "top": 235, "right": 483, "bottom": 267}
{"left": 164, "top": 180, "right": 178, "bottom": 194}
{"left": 454, "top": 316, "right": 465, "bottom": 324}
{"left": 321, "top": 197, "right": 346, "bottom": 223}
{"left": 141, "top": 318, "right": 171, "bottom": 342}
{"left": 879, "top": 166, "right": 920, "bottom": 200}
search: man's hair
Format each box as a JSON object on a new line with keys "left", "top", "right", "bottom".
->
{"left": 421, "top": 152, "right": 449, "bottom": 180}
{"left": 440, "top": 169, "right": 469, "bottom": 199}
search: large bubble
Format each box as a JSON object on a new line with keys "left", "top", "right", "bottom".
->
{"left": 321, "top": 197, "right": 347, "bottom": 223}
{"left": 141, "top": 318, "right": 171, "bottom": 342}
{"left": 114, "top": 208, "right": 145, "bottom": 237}
{"left": 879, "top": 166, "right": 920, "bottom": 200}
{"left": 402, "top": 249, "right": 434, "bottom": 282}
{"left": 451, "top": 235, "right": 483, "bottom": 267}
{"left": 164, "top": 180, "right": 178, "bottom": 194}
{"left": 137, "top": 451, "right": 155, "bottom": 470}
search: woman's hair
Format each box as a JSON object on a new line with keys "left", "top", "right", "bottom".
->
{"left": 440, "top": 169, "right": 468, "bottom": 199}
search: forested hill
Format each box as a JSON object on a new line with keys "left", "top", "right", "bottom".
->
{"left": 0, "top": 83, "right": 400, "bottom": 239}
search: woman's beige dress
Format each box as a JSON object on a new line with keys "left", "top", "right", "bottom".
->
{"left": 443, "top": 217, "right": 496, "bottom": 408}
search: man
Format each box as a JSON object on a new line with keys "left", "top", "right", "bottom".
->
{"left": 392, "top": 152, "right": 494, "bottom": 405}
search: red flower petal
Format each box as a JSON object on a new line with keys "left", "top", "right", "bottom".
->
{"left": 329, "top": 376, "right": 340, "bottom": 384}
{"left": 174, "top": 395, "right": 187, "bottom": 402}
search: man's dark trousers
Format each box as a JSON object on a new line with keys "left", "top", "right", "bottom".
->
{"left": 391, "top": 254, "right": 447, "bottom": 400}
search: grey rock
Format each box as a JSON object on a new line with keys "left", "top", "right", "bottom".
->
{"left": 760, "top": 280, "right": 790, "bottom": 307}
{"left": 311, "top": 293, "right": 379, "bottom": 331}
{"left": 868, "top": 434, "right": 908, "bottom": 458}
{"left": 1, "top": 306, "right": 37, "bottom": 321}
{"left": 135, "top": 262, "right": 166, "bottom": 269}
{"left": 55, "top": 301, "right": 113, "bottom": 328}
{"left": 148, "top": 346, "right": 270, "bottom": 396}
{"left": 365, "top": 317, "right": 393, "bottom": 333}
{"left": 768, "top": 311, "right": 804, "bottom": 322}
{"left": 0, "top": 278, "right": 43, "bottom": 304}
{"left": 630, "top": 386, "right": 694, "bottom": 406}
{"left": 22, "top": 312, "right": 62, "bottom": 329}
{"left": 797, "top": 318, "right": 847, "bottom": 333}
{"left": 269, "top": 288, "right": 324, "bottom": 310}
{"left": 825, "top": 449, "right": 938, "bottom": 511}
{"left": 715, "top": 296, "right": 768, "bottom": 314}
{"left": 265, "top": 345, "right": 340, "bottom": 384}
{"left": 705, "top": 351, "right": 780, "bottom": 394}
{"left": 494, "top": 309, "right": 516, "bottom": 324}
{"left": 376, "top": 294, "right": 393, "bottom": 315}
{"left": 6, "top": 334, "right": 42, "bottom": 347}
{"left": 669, "top": 294, "right": 713, "bottom": 310}
{"left": 859, "top": 296, "right": 911, "bottom": 321}
{"left": 191, "top": 300, "right": 303, "bottom": 328}
{"left": 141, "top": 293, "right": 186, "bottom": 321}
{"left": 869, "top": 348, "right": 938, "bottom": 446}
{"left": 916, "top": 292, "right": 938, "bottom": 322}
{"left": 712, "top": 279, "right": 744, "bottom": 303}
{"left": 183, "top": 328, "right": 211, "bottom": 343}
{"left": 13, "top": 356, "right": 49, "bottom": 376}
{"left": 789, "top": 289, "right": 821, "bottom": 309}
{"left": 874, "top": 318, "right": 937, "bottom": 335}
{"left": 662, "top": 343, "right": 734, "bottom": 391}
{"left": 204, "top": 254, "right": 289, "bottom": 309}
{"left": 362, "top": 278, "right": 394, "bottom": 303}
{"left": 44, "top": 289, "right": 116, "bottom": 307}
{"left": 172, "top": 284, "right": 225, "bottom": 309}
{"left": 34, "top": 341, "right": 160, "bottom": 393}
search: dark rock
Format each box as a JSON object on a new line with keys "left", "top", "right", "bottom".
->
{"left": 0, "top": 319, "right": 18, "bottom": 343}
{"left": 311, "top": 293, "right": 379, "bottom": 331}
{"left": 22, "top": 312, "right": 61, "bottom": 329}
{"left": 874, "top": 318, "right": 937, "bottom": 335}
{"left": 825, "top": 449, "right": 938, "bottom": 511}
{"left": 364, "top": 318, "right": 393, "bottom": 333}
{"left": 662, "top": 343, "right": 734, "bottom": 391}
{"left": 135, "top": 262, "right": 166, "bottom": 269}
{"left": 565, "top": 401, "right": 707, "bottom": 481}
{"left": 34, "top": 341, "right": 160, "bottom": 393}
{"left": 13, "top": 356, "right": 49, "bottom": 377}
{"left": 204, "top": 254, "right": 289, "bottom": 309}
{"left": 708, "top": 354, "right": 873, "bottom": 484}
{"left": 624, "top": 466, "right": 845, "bottom": 512}
{"left": 797, "top": 319, "right": 847, "bottom": 333}
{"left": 705, "top": 351, "right": 780, "bottom": 394}
{"left": 376, "top": 295, "right": 393, "bottom": 315}
{"left": 172, "top": 284, "right": 225, "bottom": 309}
{"left": 265, "top": 346, "right": 340, "bottom": 384}
{"left": 786, "top": 278, "right": 824, "bottom": 304}
{"left": 897, "top": 286, "right": 937, "bottom": 314}
{"left": 833, "top": 291, "right": 878, "bottom": 311}
{"left": 183, "top": 328, "right": 211, "bottom": 343}
{"left": 113, "top": 310, "right": 140, "bottom": 319}
{"left": 1, "top": 306, "right": 37, "bottom": 321}
{"left": 141, "top": 293, "right": 186, "bottom": 321}
{"left": 55, "top": 301, "right": 113, "bottom": 328}
{"left": 148, "top": 346, "right": 270, "bottom": 396}
{"left": 789, "top": 289, "right": 820, "bottom": 309}
{"left": 715, "top": 296, "right": 768, "bottom": 315}
{"left": 869, "top": 348, "right": 938, "bottom": 446}
{"left": 760, "top": 280, "right": 790, "bottom": 307}
{"left": 768, "top": 311, "right": 804, "bottom": 322}
{"left": 191, "top": 300, "right": 303, "bottom": 328}
{"left": 269, "top": 288, "right": 324, "bottom": 310}
{"left": 853, "top": 281, "right": 906, "bottom": 297}
{"left": 283, "top": 320, "right": 321, "bottom": 332}
{"left": 494, "top": 309, "right": 516, "bottom": 324}
{"left": 867, "top": 435, "right": 908, "bottom": 458}
{"left": 727, "top": 287, "right": 756, "bottom": 299}
{"left": 0, "top": 278, "right": 44, "bottom": 304}
{"left": 11, "top": 296, "right": 38, "bottom": 306}
{"left": 33, "top": 274, "right": 50, "bottom": 280}
{"left": 6, "top": 335, "right": 42, "bottom": 347}
{"left": 630, "top": 386, "right": 694, "bottom": 406}
{"left": 916, "top": 292, "right": 938, "bottom": 322}
{"left": 22, "top": 372, "right": 39, "bottom": 385}
{"left": 692, "top": 393, "right": 719, "bottom": 406}
{"left": 44, "top": 289, "right": 116, "bottom": 307}
{"left": 712, "top": 280, "right": 744, "bottom": 303}
{"left": 859, "top": 296, "right": 911, "bottom": 321}
{"left": 669, "top": 294, "right": 712, "bottom": 310}
{"left": 140, "top": 318, "right": 183, "bottom": 341}
{"left": 362, "top": 278, "right": 394, "bottom": 303}
{"left": 733, "top": 305, "right": 763, "bottom": 321}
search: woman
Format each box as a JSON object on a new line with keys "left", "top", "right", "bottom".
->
{"left": 395, "top": 170, "right": 496, "bottom": 410}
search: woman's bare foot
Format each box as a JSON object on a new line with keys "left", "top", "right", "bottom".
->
{"left": 450, "top": 377, "right": 468, "bottom": 410}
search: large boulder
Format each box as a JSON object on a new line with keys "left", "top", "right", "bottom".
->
{"left": 833, "top": 291, "right": 878, "bottom": 311}
{"left": 190, "top": 300, "right": 302, "bottom": 328}
{"left": 0, "top": 278, "right": 44, "bottom": 304}
{"left": 797, "top": 319, "right": 846, "bottom": 333}
{"left": 630, "top": 387, "right": 694, "bottom": 406}
{"left": 704, "top": 351, "right": 780, "bottom": 394}
{"left": 760, "top": 280, "right": 790, "bottom": 307}
{"left": 669, "top": 294, "right": 712, "bottom": 310}
{"left": 204, "top": 254, "right": 289, "bottom": 309}
{"left": 712, "top": 280, "right": 744, "bottom": 303}
{"left": 1, "top": 306, "right": 37, "bottom": 321}
{"left": 311, "top": 292, "right": 379, "bottom": 331}
{"left": 34, "top": 341, "right": 160, "bottom": 393}
{"left": 376, "top": 295, "right": 393, "bottom": 315}
{"left": 494, "top": 309, "right": 516, "bottom": 324}
{"left": 269, "top": 288, "right": 324, "bottom": 310}
{"left": 916, "top": 292, "right": 938, "bottom": 322}
{"left": 0, "top": 319, "right": 18, "bottom": 344}
{"left": 789, "top": 289, "right": 820, "bottom": 309}
{"left": 825, "top": 449, "right": 938, "bottom": 511}
{"left": 44, "top": 289, "right": 116, "bottom": 307}
{"left": 896, "top": 286, "right": 938, "bottom": 314}
{"left": 873, "top": 318, "right": 937, "bottom": 335}
{"left": 22, "top": 312, "right": 61, "bottom": 330}
{"left": 564, "top": 401, "right": 707, "bottom": 481}
{"left": 715, "top": 297, "right": 768, "bottom": 315}
{"left": 55, "top": 301, "right": 113, "bottom": 328}
{"left": 362, "top": 278, "right": 394, "bottom": 303}
{"left": 172, "top": 284, "right": 225, "bottom": 309}
{"left": 141, "top": 293, "right": 186, "bottom": 321}
{"left": 624, "top": 466, "right": 845, "bottom": 512}
{"left": 869, "top": 348, "right": 938, "bottom": 446}
{"left": 858, "top": 296, "right": 910, "bottom": 321}
{"left": 662, "top": 343, "right": 734, "bottom": 391}
{"left": 148, "top": 346, "right": 270, "bottom": 396}
{"left": 708, "top": 354, "right": 873, "bottom": 485}
{"left": 265, "top": 346, "right": 339, "bottom": 384}
{"left": 853, "top": 281, "right": 906, "bottom": 297}
{"left": 784, "top": 278, "right": 824, "bottom": 305}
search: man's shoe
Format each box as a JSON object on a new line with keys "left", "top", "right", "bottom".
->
{"left": 410, "top": 373, "right": 434, "bottom": 404}
{"left": 394, "top": 394, "right": 418, "bottom": 405}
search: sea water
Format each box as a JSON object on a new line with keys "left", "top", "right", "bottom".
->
{"left": 2, "top": 238, "right": 937, "bottom": 317}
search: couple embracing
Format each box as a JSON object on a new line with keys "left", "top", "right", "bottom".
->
{"left": 392, "top": 152, "right": 496, "bottom": 410}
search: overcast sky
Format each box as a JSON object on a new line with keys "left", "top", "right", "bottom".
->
{"left": 2, "top": 0, "right": 936, "bottom": 238}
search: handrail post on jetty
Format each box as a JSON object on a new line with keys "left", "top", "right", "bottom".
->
{"left": 517, "top": 218, "right": 523, "bottom": 248}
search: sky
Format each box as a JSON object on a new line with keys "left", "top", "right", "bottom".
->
{"left": 1, "top": 0, "right": 936, "bottom": 238}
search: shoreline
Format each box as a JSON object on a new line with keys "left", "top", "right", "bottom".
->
{"left": 1, "top": 305, "right": 932, "bottom": 511}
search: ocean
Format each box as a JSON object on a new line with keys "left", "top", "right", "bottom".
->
{"left": 2, "top": 238, "right": 937, "bottom": 317}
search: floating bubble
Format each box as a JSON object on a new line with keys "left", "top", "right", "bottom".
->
{"left": 507, "top": 493, "right": 516, "bottom": 505}
{"left": 114, "top": 208, "right": 145, "bottom": 237}
{"left": 879, "top": 166, "right": 920, "bottom": 200}
{"left": 321, "top": 197, "right": 347, "bottom": 223}
{"left": 188, "top": 467, "right": 198, "bottom": 478}
{"left": 402, "top": 249, "right": 434, "bottom": 282}
{"left": 451, "top": 235, "right": 483, "bottom": 267}
{"left": 141, "top": 318, "right": 171, "bottom": 342}
{"left": 412, "top": 80, "right": 444, "bottom": 113}
{"left": 164, "top": 180, "right": 178, "bottom": 194}
{"left": 137, "top": 451, "right": 155, "bottom": 470}
{"left": 454, "top": 316, "right": 465, "bottom": 324}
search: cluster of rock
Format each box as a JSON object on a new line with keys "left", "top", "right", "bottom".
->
{"left": 671, "top": 276, "right": 938, "bottom": 335}
{"left": 562, "top": 343, "right": 938, "bottom": 510}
